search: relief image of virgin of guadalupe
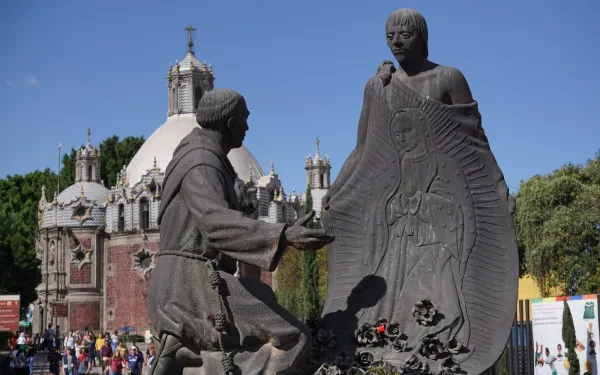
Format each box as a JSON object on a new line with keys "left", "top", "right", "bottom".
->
{"left": 368, "top": 108, "right": 468, "bottom": 353}
{"left": 319, "top": 8, "right": 519, "bottom": 373}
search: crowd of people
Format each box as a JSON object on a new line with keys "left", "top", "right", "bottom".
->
{"left": 6, "top": 324, "right": 156, "bottom": 375}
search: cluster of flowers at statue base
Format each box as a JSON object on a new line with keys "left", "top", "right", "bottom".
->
{"left": 309, "top": 300, "right": 465, "bottom": 375}
{"left": 355, "top": 319, "right": 409, "bottom": 352}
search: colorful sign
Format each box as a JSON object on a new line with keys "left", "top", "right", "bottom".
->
{"left": 0, "top": 295, "right": 20, "bottom": 332}
{"left": 531, "top": 295, "right": 599, "bottom": 375}
{"left": 52, "top": 302, "right": 68, "bottom": 318}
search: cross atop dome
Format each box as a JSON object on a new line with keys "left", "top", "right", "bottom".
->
{"left": 185, "top": 24, "right": 196, "bottom": 55}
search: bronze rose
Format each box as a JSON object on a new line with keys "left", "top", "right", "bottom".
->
{"left": 314, "top": 364, "right": 343, "bottom": 375}
{"left": 418, "top": 335, "right": 446, "bottom": 360}
{"left": 356, "top": 323, "right": 380, "bottom": 347}
{"left": 447, "top": 337, "right": 464, "bottom": 355}
{"left": 440, "top": 357, "right": 461, "bottom": 373}
{"left": 412, "top": 300, "right": 438, "bottom": 326}
{"left": 404, "top": 354, "right": 429, "bottom": 374}
{"left": 354, "top": 351, "right": 374, "bottom": 367}
{"left": 392, "top": 336, "right": 409, "bottom": 353}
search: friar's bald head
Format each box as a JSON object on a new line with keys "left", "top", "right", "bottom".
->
{"left": 196, "top": 88, "right": 247, "bottom": 128}
{"left": 386, "top": 8, "right": 429, "bottom": 61}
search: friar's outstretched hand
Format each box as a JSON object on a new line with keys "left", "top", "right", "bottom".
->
{"left": 284, "top": 210, "right": 334, "bottom": 251}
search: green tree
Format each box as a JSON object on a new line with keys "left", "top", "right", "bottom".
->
{"left": 300, "top": 184, "right": 320, "bottom": 321}
{"left": 0, "top": 169, "right": 58, "bottom": 313}
{"left": 99, "top": 135, "right": 145, "bottom": 187}
{"left": 562, "top": 300, "right": 580, "bottom": 375}
{"left": 275, "top": 249, "right": 304, "bottom": 318}
{"left": 515, "top": 151, "right": 600, "bottom": 297}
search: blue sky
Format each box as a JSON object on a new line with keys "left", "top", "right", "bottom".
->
{"left": 1, "top": 0, "right": 599, "bottom": 195}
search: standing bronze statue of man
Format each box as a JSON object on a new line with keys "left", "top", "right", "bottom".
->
{"left": 148, "top": 88, "right": 333, "bottom": 375}
{"left": 319, "top": 8, "right": 518, "bottom": 374}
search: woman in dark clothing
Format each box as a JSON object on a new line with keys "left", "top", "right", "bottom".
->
{"left": 47, "top": 347, "right": 62, "bottom": 375}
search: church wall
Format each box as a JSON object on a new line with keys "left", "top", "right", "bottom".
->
{"left": 70, "top": 300, "right": 101, "bottom": 330}
{"left": 104, "top": 233, "right": 159, "bottom": 331}
{"left": 70, "top": 264, "right": 92, "bottom": 284}
{"left": 66, "top": 233, "right": 101, "bottom": 289}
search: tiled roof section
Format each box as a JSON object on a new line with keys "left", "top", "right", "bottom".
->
{"left": 177, "top": 52, "right": 211, "bottom": 72}
{"left": 39, "top": 181, "right": 108, "bottom": 228}
{"left": 40, "top": 199, "right": 107, "bottom": 228}
{"left": 56, "top": 182, "right": 109, "bottom": 205}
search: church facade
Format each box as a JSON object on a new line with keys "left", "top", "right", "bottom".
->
{"left": 32, "top": 27, "right": 331, "bottom": 334}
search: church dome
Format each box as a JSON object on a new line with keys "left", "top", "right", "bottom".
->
{"left": 39, "top": 181, "right": 109, "bottom": 229}
{"left": 125, "top": 114, "right": 265, "bottom": 186}
{"left": 56, "top": 182, "right": 109, "bottom": 205}
{"left": 126, "top": 25, "right": 264, "bottom": 187}
{"left": 176, "top": 52, "right": 212, "bottom": 73}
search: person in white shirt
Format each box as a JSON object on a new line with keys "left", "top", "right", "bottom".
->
{"left": 545, "top": 347, "right": 558, "bottom": 375}
{"left": 111, "top": 330, "right": 119, "bottom": 351}
{"left": 16, "top": 332, "right": 26, "bottom": 346}
{"left": 64, "top": 330, "right": 75, "bottom": 350}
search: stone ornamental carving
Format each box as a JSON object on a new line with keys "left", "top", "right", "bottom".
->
{"left": 71, "top": 201, "right": 92, "bottom": 224}
{"left": 49, "top": 241, "right": 55, "bottom": 265}
{"left": 317, "top": 8, "right": 518, "bottom": 374}
{"left": 70, "top": 242, "right": 93, "bottom": 270}
{"left": 132, "top": 247, "right": 155, "bottom": 277}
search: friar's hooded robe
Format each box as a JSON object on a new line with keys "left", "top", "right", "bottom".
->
{"left": 148, "top": 127, "right": 310, "bottom": 375}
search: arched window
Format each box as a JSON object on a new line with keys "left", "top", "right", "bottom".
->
{"left": 281, "top": 205, "right": 287, "bottom": 223}
{"left": 140, "top": 198, "right": 150, "bottom": 230}
{"left": 87, "top": 165, "right": 93, "bottom": 182}
{"left": 319, "top": 174, "right": 324, "bottom": 188}
{"left": 118, "top": 204, "right": 125, "bottom": 232}
{"left": 194, "top": 86, "right": 203, "bottom": 111}
{"left": 147, "top": 180, "right": 157, "bottom": 195}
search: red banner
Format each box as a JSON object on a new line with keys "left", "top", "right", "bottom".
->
{"left": 52, "top": 303, "right": 68, "bottom": 318}
{"left": 0, "top": 295, "right": 20, "bottom": 332}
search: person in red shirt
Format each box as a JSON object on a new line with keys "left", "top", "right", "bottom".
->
{"left": 105, "top": 350, "right": 125, "bottom": 375}
{"left": 78, "top": 348, "right": 92, "bottom": 375}
{"left": 9, "top": 332, "right": 17, "bottom": 350}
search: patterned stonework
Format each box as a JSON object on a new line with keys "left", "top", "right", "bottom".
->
{"left": 132, "top": 246, "right": 155, "bottom": 277}
{"left": 70, "top": 243, "right": 92, "bottom": 270}
{"left": 71, "top": 202, "right": 92, "bottom": 224}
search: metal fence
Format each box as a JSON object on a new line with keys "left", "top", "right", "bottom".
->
{"left": 482, "top": 299, "right": 533, "bottom": 375}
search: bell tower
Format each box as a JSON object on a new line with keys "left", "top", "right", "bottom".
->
{"left": 75, "top": 128, "right": 101, "bottom": 183}
{"left": 167, "top": 24, "right": 215, "bottom": 117}
{"left": 305, "top": 137, "right": 331, "bottom": 222}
